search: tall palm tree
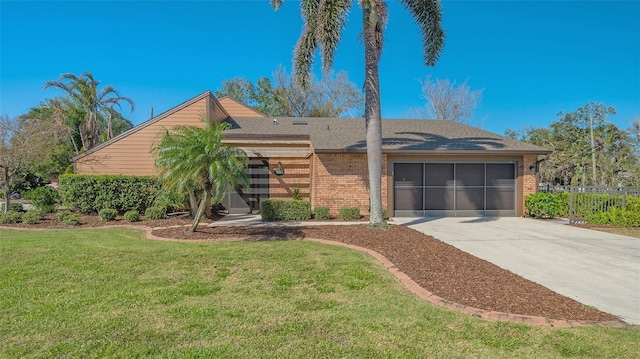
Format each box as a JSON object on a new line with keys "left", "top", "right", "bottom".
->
{"left": 272, "top": 0, "right": 445, "bottom": 227}
{"left": 153, "top": 118, "right": 249, "bottom": 233}
{"left": 43, "top": 72, "right": 135, "bottom": 150}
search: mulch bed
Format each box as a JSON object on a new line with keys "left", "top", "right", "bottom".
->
{"left": 2, "top": 214, "right": 619, "bottom": 322}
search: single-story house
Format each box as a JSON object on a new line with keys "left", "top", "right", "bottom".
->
{"left": 73, "top": 91, "right": 551, "bottom": 217}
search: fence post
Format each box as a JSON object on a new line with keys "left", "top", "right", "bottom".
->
{"left": 569, "top": 186, "right": 574, "bottom": 224}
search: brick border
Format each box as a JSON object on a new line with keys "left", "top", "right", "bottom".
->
{"left": 1, "top": 225, "right": 628, "bottom": 328}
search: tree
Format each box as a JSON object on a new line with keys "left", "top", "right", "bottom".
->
{"left": 216, "top": 65, "right": 364, "bottom": 117}
{"left": 152, "top": 119, "right": 249, "bottom": 232}
{"left": 1, "top": 114, "right": 57, "bottom": 212}
{"left": 43, "top": 72, "right": 135, "bottom": 150}
{"left": 411, "top": 76, "right": 483, "bottom": 126}
{"left": 272, "top": 0, "right": 445, "bottom": 227}
{"left": 506, "top": 103, "right": 639, "bottom": 186}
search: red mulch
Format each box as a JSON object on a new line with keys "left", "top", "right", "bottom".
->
{"left": 2, "top": 214, "right": 618, "bottom": 322}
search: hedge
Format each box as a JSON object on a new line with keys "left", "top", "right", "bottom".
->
{"left": 314, "top": 206, "right": 330, "bottom": 220}
{"left": 59, "top": 174, "right": 160, "bottom": 214}
{"left": 261, "top": 200, "right": 311, "bottom": 221}
{"left": 24, "top": 187, "right": 60, "bottom": 213}
{"left": 339, "top": 207, "right": 360, "bottom": 220}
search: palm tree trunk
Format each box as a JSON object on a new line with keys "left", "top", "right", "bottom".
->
{"left": 189, "top": 188, "right": 210, "bottom": 233}
{"left": 362, "top": 1, "right": 385, "bottom": 227}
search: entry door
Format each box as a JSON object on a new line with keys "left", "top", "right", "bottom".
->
{"left": 223, "top": 159, "right": 270, "bottom": 214}
{"left": 394, "top": 162, "right": 515, "bottom": 217}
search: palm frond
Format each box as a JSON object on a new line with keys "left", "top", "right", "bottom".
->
{"left": 270, "top": 0, "right": 285, "bottom": 10}
{"left": 401, "top": 0, "right": 445, "bottom": 66}
{"left": 316, "top": 0, "right": 351, "bottom": 73}
{"left": 293, "top": 0, "right": 321, "bottom": 89}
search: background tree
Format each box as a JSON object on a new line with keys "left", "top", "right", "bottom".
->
{"left": 506, "top": 103, "right": 639, "bottom": 187}
{"left": 272, "top": 0, "right": 445, "bottom": 227}
{"left": 409, "top": 76, "right": 483, "bottom": 126}
{"left": 216, "top": 66, "right": 364, "bottom": 117}
{"left": 1, "top": 114, "right": 58, "bottom": 212}
{"left": 43, "top": 72, "right": 135, "bottom": 150}
{"left": 153, "top": 119, "right": 249, "bottom": 232}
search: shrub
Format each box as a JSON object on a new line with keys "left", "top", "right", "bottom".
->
{"left": 56, "top": 211, "right": 79, "bottom": 226}
{"left": 98, "top": 208, "right": 118, "bottom": 222}
{"left": 144, "top": 206, "right": 166, "bottom": 220}
{"left": 59, "top": 174, "right": 160, "bottom": 214}
{"left": 124, "top": 210, "right": 140, "bottom": 222}
{"left": 339, "top": 207, "right": 360, "bottom": 221}
{"left": 24, "top": 187, "right": 60, "bottom": 213}
{"left": 585, "top": 208, "right": 640, "bottom": 227}
{"left": 291, "top": 184, "right": 302, "bottom": 200}
{"left": 0, "top": 210, "right": 22, "bottom": 224}
{"left": 8, "top": 203, "right": 24, "bottom": 212}
{"left": 22, "top": 210, "right": 42, "bottom": 224}
{"left": 554, "top": 192, "right": 569, "bottom": 217}
{"left": 261, "top": 200, "right": 311, "bottom": 221}
{"left": 524, "top": 192, "right": 561, "bottom": 218}
{"left": 314, "top": 206, "right": 330, "bottom": 220}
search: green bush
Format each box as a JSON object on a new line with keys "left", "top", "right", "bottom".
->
{"left": 98, "top": 208, "right": 118, "bottom": 222}
{"left": 24, "top": 187, "right": 60, "bottom": 213}
{"left": 626, "top": 197, "right": 640, "bottom": 212}
{"left": 291, "top": 184, "right": 302, "bottom": 200}
{"left": 0, "top": 210, "right": 22, "bottom": 224}
{"left": 22, "top": 210, "right": 42, "bottom": 224}
{"left": 9, "top": 203, "right": 24, "bottom": 212}
{"left": 152, "top": 189, "right": 189, "bottom": 213}
{"left": 261, "top": 200, "right": 311, "bottom": 221}
{"left": 339, "top": 207, "right": 360, "bottom": 221}
{"left": 585, "top": 207, "right": 640, "bottom": 228}
{"left": 314, "top": 206, "right": 330, "bottom": 220}
{"left": 59, "top": 174, "right": 160, "bottom": 214}
{"left": 524, "top": 192, "right": 562, "bottom": 218}
{"left": 555, "top": 192, "right": 569, "bottom": 217}
{"left": 144, "top": 206, "right": 166, "bottom": 220}
{"left": 124, "top": 210, "right": 140, "bottom": 222}
{"left": 56, "top": 211, "right": 80, "bottom": 226}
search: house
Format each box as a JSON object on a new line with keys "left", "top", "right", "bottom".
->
{"left": 73, "top": 91, "right": 551, "bottom": 217}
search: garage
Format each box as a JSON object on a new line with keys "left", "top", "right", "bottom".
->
{"left": 393, "top": 162, "right": 516, "bottom": 217}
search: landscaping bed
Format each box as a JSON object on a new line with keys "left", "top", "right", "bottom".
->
{"left": 2, "top": 213, "right": 619, "bottom": 323}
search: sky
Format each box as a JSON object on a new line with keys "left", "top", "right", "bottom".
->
{"left": 1, "top": 0, "right": 639, "bottom": 136}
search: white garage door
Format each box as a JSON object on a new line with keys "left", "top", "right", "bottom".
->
{"left": 393, "top": 162, "right": 516, "bottom": 217}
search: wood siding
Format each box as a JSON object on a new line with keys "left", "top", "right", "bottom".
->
{"left": 218, "top": 97, "right": 265, "bottom": 117}
{"left": 75, "top": 98, "right": 210, "bottom": 175}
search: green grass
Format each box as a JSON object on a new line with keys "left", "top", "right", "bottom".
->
{"left": 1, "top": 228, "right": 639, "bottom": 358}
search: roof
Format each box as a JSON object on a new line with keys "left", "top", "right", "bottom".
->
{"left": 224, "top": 117, "right": 551, "bottom": 154}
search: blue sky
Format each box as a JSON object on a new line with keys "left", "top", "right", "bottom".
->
{"left": 1, "top": 0, "right": 638, "bottom": 135}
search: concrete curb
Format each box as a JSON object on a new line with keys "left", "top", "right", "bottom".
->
{"left": 1, "top": 224, "right": 629, "bottom": 328}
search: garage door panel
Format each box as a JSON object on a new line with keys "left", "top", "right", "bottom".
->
{"left": 394, "top": 187, "right": 423, "bottom": 211}
{"left": 456, "top": 187, "right": 484, "bottom": 210}
{"left": 394, "top": 163, "right": 423, "bottom": 186}
{"left": 456, "top": 163, "right": 485, "bottom": 186}
{"left": 424, "top": 188, "right": 454, "bottom": 210}
{"left": 486, "top": 187, "right": 515, "bottom": 211}
{"left": 425, "top": 163, "right": 454, "bottom": 186}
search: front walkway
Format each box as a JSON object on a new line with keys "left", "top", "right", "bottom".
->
{"left": 392, "top": 217, "right": 640, "bottom": 325}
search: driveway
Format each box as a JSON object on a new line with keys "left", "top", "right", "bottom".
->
{"left": 392, "top": 217, "right": 640, "bottom": 325}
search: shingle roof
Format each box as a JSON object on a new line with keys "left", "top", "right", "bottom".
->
{"left": 224, "top": 117, "right": 551, "bottom": 154}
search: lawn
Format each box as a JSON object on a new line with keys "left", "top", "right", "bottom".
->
{"left": 1, "top": 228, "right": 638, "bottom": 358}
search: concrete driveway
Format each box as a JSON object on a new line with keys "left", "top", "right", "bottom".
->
{"left": 392, "top": 217, "right": 640, "bottom": 325}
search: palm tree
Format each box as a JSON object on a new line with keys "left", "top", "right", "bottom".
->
{"left": 153, "top": 118, "right": 249, "bottom": 233}
{"left": 272, "top": 0, "right": 445, "bottom": 227}
{"left": 43, "top": 72, "right": 135, "bottom": 150}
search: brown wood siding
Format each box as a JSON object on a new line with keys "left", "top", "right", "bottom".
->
{"left": 218, "top": 97, "right": 265, "bottom": 117}
{"left": 208, "top": 96, "right": 231, "bottom": 122}
{"left": 74, "top": 98, "right": 209, "bottom": 175}
{"left": 268, "top": 157, "right": 311, "bottom": 200}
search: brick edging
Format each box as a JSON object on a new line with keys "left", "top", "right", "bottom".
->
{"left": 303, "top": 237, "right": 627, "bottom": 328}
{"left": 1, "top": 224, "right": 628, "bottom": 328}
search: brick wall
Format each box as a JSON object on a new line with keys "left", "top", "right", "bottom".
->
{"left": 522, "top": 155, "right": 539, "bottom": 214}
{"left": 311, "top": 153, "right": 387, "bottom": 216}
{"left": 268, "top": 157, "right": 311, "bottom": 200}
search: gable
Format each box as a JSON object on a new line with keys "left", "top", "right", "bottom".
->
{"left": 217, "top": 96, "right": 267, "bottom": 117}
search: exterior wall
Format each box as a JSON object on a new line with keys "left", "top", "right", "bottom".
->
{"left": 268, "top": 157, "right": 311, "bottom": 200}
{"left": 311, "top": 153, "right": 388, "bottom": 216}
{"left": 75, "top": 98, "right": 209, "bottom": 175}
{"left": 522, "top": 154, "right": 539, "bottom": 215}
{"left": 386, "top": 154, "right": 528, "bottom": 217}
{"left": 218, "top": 97, "right": 265, "bottom": 117}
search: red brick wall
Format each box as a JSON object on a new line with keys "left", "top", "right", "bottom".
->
{"left": 522, "top": 155, "right": 539, "bottom": 214}
{"left": 311, "top": 153, "right": 388, "bottom": 216}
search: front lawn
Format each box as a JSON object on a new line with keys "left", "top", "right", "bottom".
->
{"left": 1, "top": 228, "right": 638, "bottom": 358}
